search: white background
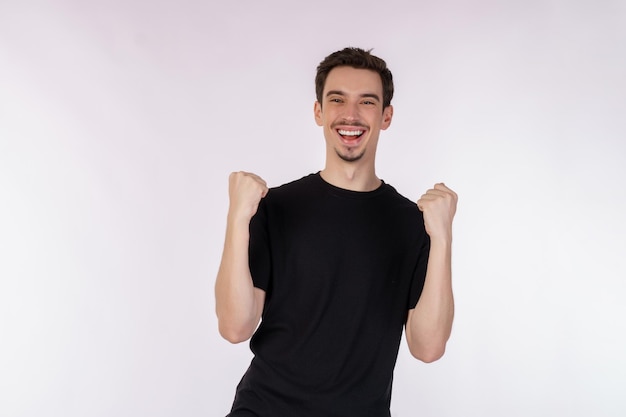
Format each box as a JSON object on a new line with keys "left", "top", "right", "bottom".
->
{"left": 1, "top": 1, "right": 625, "bottom": 416}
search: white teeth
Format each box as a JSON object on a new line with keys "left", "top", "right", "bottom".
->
{"left": 338, "top": 129, "right": 363, "bottom": 136}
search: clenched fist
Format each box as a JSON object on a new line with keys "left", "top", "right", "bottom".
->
{"left": 228, "top": 171, "right": 269, "bottom": 222}
{"left": 417, "top": 183, "right": 458, "bottom": 242}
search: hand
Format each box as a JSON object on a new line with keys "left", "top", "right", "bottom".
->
{"left": 228, "top": 171, "right": 269, "bottom": 222}
{"left": 417, "top": 183, "right": 458, "bottom": 242}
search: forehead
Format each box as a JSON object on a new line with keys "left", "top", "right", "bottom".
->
{"left": 323, "top": 66, "right": 383, "bottom": 96}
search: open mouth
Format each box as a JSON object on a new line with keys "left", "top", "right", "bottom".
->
{"left": 337, "top": 129, "right": 365, "bottom": 144}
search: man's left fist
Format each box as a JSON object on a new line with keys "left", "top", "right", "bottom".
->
{"left": 417, "top": 183, "right": 458, "bottom": 241}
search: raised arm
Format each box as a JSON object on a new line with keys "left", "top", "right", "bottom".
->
{"left": 406, "top": 183, "right": 457, "bottom": 362}
{"left": 215, "top": 171, "right": 268, "bottom": 344}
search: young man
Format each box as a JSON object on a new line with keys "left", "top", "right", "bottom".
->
{"left": 215, "top": 47, "right": 457, "bottom": 417}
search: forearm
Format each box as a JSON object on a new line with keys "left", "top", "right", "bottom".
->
{"left": 406, "top": 238, "right": 454, "bottom": 362}
{"left": 215, "top": 216, "right": 261, "bottom": 343}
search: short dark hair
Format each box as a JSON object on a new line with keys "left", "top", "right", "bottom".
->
{"left": 315, "top": 47, "right": 394, "bottom": 109}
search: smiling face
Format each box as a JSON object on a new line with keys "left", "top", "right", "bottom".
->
{"left": 314, "top": 66, "right": 393, "bottom": 166}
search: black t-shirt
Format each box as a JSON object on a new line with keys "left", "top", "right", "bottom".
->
{"left": 229, "top": 173, "right": 429, "bottom": 417}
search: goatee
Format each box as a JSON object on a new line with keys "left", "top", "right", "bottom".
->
{"left": 336, "top": 148, "right": 366, "bottom": 162}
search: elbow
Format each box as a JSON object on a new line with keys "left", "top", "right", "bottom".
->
{"left": 409, "top": 343, "right": 446, "bottom": 363}
{"left": 218, "top": 322, "right": 254, "bottom": 344}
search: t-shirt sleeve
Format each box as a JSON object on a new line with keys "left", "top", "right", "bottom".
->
{"left": 408, "top": 233, "right": 430, "bottom": 309}
{"left": 248, "top": 198, "right": 271, "bottom": 292}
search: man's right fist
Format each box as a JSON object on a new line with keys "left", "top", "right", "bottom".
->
{"left": 228, "top": 171, "right": 269, "bottom": 221}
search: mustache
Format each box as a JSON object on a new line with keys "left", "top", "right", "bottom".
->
{"left": 331, "top": 120, "right": 368, "bottom": 129}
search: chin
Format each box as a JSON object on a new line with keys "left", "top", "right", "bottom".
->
{"left": 336, "top": 148, "right": 366, "bottom": 162}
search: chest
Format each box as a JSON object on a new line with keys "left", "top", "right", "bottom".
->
{"left": 265, "top": 197, "right": 421, "bottom": 304}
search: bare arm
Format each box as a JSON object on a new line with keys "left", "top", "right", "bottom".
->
{"left": 215, "top": 171, "right": 268, "bottom": 344}
{"left": 406, "top": 183, "right": 457, "bottom": 362}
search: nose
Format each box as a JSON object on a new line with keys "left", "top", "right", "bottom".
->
{"left": 342, "top": 101, "right": 360, "bottom": 121}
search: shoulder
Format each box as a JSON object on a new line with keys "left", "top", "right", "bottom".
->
{"left": 275, "top": 173, "right": 319, "bottom": 191}
{"left": 378, "top": 183, "right": 426, "bottom": 229}
{"left": 265, "top": 173, "right": 320, "bottom": 200}
{"left": 258, "top": 173, "right": 322, "bottom": 212}
{"left": 381, "top": 183, "right": 420, "bottom": 210}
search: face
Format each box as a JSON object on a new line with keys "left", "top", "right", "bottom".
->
{"left": 314, "top": 66, "right": 393, "bottom": 165}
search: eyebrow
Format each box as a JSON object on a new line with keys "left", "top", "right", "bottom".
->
{"left": 325, "top": 90, "right": 381, "bottom": 102}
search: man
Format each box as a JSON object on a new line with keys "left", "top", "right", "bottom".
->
{"left": 215, "top": 47, "right": 457, "bottom": 416}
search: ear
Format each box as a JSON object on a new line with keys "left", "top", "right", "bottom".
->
{"left": 381, "top": 105, "right": 393, "bottom": 130}
{"left": 314, "top": 101, "right": 323, "bottom": 126}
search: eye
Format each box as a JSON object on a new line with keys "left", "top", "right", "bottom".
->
{"left": 361, "top": 99, "right": 378, "bottom": 106}
{"left": 329, "top": 97, "right": 343, "bottom": 103}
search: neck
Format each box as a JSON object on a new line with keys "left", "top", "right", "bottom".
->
{"left": 319, "top": 164, "right": 381, "bottom": 192}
